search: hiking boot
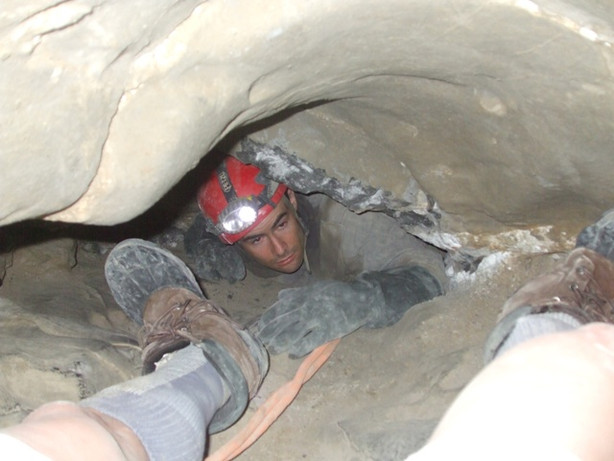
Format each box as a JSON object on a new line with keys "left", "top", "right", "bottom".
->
{"left": 105, "top": 239, "right": 268, "bottom": 432}
{"left": 485, "top": 247, "right": 614, "bottom": 360}
{"left": 104, "top": 238, "right": 203, "bottom": 325}
{"left": 139, "top": 286, "right": 268, "bottom": 432}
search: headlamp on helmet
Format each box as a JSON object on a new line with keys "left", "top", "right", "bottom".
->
{"left": 198, "top": 156, "right": 288, "bottom": 244}
{"left": 217, "top": 197, "right": 262, "bottom": 234}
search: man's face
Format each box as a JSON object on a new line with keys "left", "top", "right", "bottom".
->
{"left": 238, "top": 190, "right": 305, "bottom": 274}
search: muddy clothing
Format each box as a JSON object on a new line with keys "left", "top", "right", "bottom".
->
{"left": 302, "top": 194, "right": 445, "bottom": 282}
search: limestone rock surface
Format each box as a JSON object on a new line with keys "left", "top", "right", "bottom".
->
{"left": 2, "top": 0, "right": 614, "bottom": 254}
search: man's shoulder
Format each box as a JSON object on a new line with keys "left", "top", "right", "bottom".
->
{"left": 295, "top": 192, "right": 326, "bottom": 227}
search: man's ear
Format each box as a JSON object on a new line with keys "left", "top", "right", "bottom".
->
{"left": 287, "top": 189, "right": 298, "bottom": 211}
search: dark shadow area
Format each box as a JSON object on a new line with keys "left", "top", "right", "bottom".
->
{"left": 0, "top": 152, "right": 224, "bottom": 254}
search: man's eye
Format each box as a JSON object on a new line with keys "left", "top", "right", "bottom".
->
{"left": 277, "top": 220, "right": 288, "bottom": 229}
{"left": 250, "top": 237, "right": 262, "bottom": 245}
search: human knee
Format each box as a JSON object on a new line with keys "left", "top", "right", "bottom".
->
{"left": 3, "top": 401, "right": 145, "bottom": 461}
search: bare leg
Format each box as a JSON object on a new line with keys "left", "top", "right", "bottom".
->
{"left": 410, "top": 323, "right": 614, "bottom": 460}
{"left": 1, "top": 344, "right": 227, "bottom": 461}
{"left": 1, "top": 402, "right": 147, "bottom": 461}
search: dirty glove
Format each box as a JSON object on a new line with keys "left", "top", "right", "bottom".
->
{"left": 253, "top": 265, "right": 443, "bottom": 358}
{"left": 184, "top": 214, "right": 246, "bottom": 282}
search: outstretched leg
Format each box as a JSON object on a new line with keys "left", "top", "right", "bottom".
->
{"left": 1, "top": 239, "right": 268, "bottom": 461}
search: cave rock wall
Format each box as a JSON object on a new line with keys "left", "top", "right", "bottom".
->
{"left": 2, "top": 0, "right": 614, "bottom": 255}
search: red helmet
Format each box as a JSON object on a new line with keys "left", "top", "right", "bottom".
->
{"left": 198, "top": 156, "right": 288, "bottom": 244}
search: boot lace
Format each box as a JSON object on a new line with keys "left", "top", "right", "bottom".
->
{"left": 569, "top": 265, "right": 614, "bottom": 323}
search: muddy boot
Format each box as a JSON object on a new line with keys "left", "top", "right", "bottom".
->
{"left": 139, "top": 286, "right": 268, "bottom": 432}
{"left": 484, "top": 247, "right": 614, "bottom": 361}
{"left": 104, "top": 238, "right": 203, "bottom": 325}
{"left": 104, "top": 239, "right": 268, "bottom": 432}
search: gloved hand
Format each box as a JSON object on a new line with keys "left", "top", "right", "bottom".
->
{"left": 184, "top": 214, "right": 246, "bottom": 282}
{"left": 253, "top": 265, "right": 443, "bottom": 358}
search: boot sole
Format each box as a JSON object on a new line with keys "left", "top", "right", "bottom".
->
{"left": 105, "top": 238, "right": 203, "bottom": 325}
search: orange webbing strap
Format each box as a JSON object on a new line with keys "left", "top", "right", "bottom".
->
{"left": 205, "top": 338, "right": 341, "bottom": 461}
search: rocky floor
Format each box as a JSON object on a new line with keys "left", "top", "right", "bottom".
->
{"left": 0, "top": 222, "right": 566, "bottom": 460}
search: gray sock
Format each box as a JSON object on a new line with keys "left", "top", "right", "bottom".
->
{"left": 494, "top": 312, "right": 581, "bottom": 359}
{"left": 81, "top": 344, "right": 227, "bottom": 461}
